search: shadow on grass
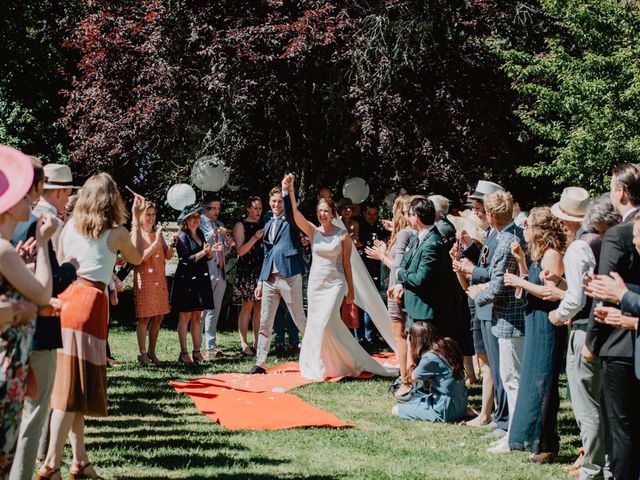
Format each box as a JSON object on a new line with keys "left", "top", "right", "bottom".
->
{"left": 115, "top": 473, "right": 343, "bottom": 480}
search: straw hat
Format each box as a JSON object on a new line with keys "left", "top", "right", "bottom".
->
{"left": 43, "top": 164, "right": 79, "bottom": 189}
{"left": 447, "top": 210, "right": 488, "bottom": 244}
{"left": 550, "top": 187, "right": 591, "bottom": 222}
{"left": 468, "top": 180, "right": 503, "bottom": 201}
{"left": 0, "top": 145, "right": 34, "bottom": 214}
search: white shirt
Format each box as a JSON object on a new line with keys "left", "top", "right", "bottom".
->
{"left": 34, "top": 197, "right": 64, "bottom": 255}
{"left": 555, "top": 239, "right": 596, "bottom": 322}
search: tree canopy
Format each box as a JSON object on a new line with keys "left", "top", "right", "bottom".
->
{"left": 1, "top": 0, "right": 638, "bottom": 210}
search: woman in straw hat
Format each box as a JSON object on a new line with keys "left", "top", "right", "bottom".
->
{"left": 0, "top": 145, "right": 57, "bottom": 476}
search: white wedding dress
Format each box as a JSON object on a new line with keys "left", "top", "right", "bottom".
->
{"left": 299, "top": 227, "right": 398, "bottom": 380}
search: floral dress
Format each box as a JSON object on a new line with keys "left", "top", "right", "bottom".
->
{"left": 0, "top": 277, "right": 34, "bottom": 475}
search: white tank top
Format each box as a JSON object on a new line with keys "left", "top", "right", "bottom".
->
{"left": 63, "top": 218, "right": 117, "bottom": 284}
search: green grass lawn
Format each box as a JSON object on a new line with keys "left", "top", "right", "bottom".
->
{"left": 80, "top": 319, "right": 578, "bottom": 479}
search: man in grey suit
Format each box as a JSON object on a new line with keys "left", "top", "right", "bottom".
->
{"left": 200, "top": 197, "right": 232, "bottom": 359}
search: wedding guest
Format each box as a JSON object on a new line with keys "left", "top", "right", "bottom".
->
{"left": 232, "top": 196, "right": 264, "bottom": 356}
{"left": 337, "top": 198, "right": 360, "bottom": 246}
{"left": 454, "top": 181, "right": 511, "bottom": 435}
{"left": 37, "top": 173, "right": 144, "bottom": 480}
{"left": 430, "top": 194, "right": 476, "bottom": 382}
{"left": 356, "top": 203, "right": 388, "bottom": 344}
{"left": 548, "top": 191, "right": 619, "bottom": 478}
{"left": 171, "top": 204, "right": 216, "bottom": 364}
{"left": 449, "top": 211, "right": 495, "bottom": 427}
{"left": 391, "top": 322, "right": 467, "bottom": 423}
{"left": 466, "top": 190, "right": 526, "bottom": 454}
{"left": 11, "top": 156, "right": 44, "bottom": 245}
{"left": 366, "top": 195, "right": 413, "bottom": 398}
{"left": 389, "top": 198, "right": 453, "bottom": 334}
{"left": 11, "top": 162, "right": 78, "bottom": 480}
{"left": 512, "top": 201, "right": 527, "bottom": 228}
{"left": 37, "top": 164, "right": 76, "bottom": 255}
{"left": 585, "top": 163, "right": 640, "bottom": 480}
{"left": 200, "top": 197, "right": 232, "bottom": 359}
{"left": 0, "top": 146, "right": 55, "bottom": 477}
{"left": 503, "top": 206, "right": 567, "bottom": 462}
{"left": 134, "top": 202, "right": 172, "bottom": 365}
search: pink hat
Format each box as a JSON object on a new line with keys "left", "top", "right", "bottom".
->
{"left": 0, "top": 145, "right": 34, "bottom": 214}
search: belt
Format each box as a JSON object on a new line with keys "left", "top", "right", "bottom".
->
{"left": 75, "top": 277, "right": 107, "bottom": 292}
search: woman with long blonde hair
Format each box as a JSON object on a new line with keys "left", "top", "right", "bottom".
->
{"left": 503, "top": 206, "right": 567, "bottom": 462}
{"left": 38, "top": 173, "right": 145, "bottom": 480}
{"left": 366, "top": 194, "right": 414, "bottom": 398}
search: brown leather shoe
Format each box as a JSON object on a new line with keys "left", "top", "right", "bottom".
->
{"left": 528, "top": 452, "right": 557, "bottom": 464}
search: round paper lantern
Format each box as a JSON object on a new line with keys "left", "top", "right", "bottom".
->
{"left": 167, "top": 183, "right": 196, "bottom": 211}
{"left": 191, "top": 156, "right": 229, "bottom": 192}
{"left": 342, "top": 177, "right": 370, "bottom": 204}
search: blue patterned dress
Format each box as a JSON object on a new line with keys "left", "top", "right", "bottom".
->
{"left": 0, "top": 277, "right": 34, "bottom": 475}
{"left": 508, "top": 260, "right": 568, "bottom": 454}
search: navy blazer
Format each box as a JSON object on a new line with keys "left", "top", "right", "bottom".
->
{"left": 259, "top": 192, "right": 306, "bottom": 281}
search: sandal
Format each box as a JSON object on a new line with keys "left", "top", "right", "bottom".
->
{"left": 137, "top": 351, "right": 150, "bottom": 365}
{"left": 147, "top": 351, "right": 161, "bottom": 365}
{"left": 192, "top": 350, "right": 204, "bottom": 363}
{"left": 35, "top": 465, "right": 61, "bottom": 480}
{"left": 70, "top": 462, "right": 105, "bottom": 480}
{"left": 178, "top": 351, "right": 193, "bottom": 364}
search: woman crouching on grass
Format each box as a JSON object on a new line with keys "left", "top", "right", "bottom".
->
{"left": 391, "top": 322, "right": 467, "bottom": 423}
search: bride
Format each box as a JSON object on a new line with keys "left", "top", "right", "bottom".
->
{"left": 281, "top": 173, "right": 396, "bottom": 380}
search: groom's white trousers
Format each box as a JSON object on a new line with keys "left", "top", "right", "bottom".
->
{"left": 256, "top": 273, "right": 307, "bottom": 367}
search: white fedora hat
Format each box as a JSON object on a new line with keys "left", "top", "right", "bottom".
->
{"left": 468, "top": 180, "right": 503, "bottom": 201}
{"left": 550, "top": 187, "right": 591, "bottom": 222}
{"left": 43, "top": 164, "right": 79, "bottom": 189}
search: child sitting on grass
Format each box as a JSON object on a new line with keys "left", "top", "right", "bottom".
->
{"left": 391, "top": 321, "right": 468, "bottom": 422}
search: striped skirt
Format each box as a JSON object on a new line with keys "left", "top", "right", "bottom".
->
{"left": 50, "top": 283, "right": 109, "bottom": 417}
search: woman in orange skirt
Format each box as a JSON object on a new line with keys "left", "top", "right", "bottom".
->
{"left": 134, "top": 202, "right": 172, "bottom": 365}
{"left": 37, "top": 174, "right": 145, "bottom": 480}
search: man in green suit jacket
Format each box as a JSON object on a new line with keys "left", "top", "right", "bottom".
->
{"left": 389, "top": 197, "right": 452, "bottom": 330}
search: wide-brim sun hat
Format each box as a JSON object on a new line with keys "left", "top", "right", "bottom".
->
{"left": 0, "top": 145, "right": 34, "bottom": 214}
{"left": 447, "top": 210, "right": 487, "bottom": 244}
{"left": 550, "top": 186, "right": 591, "bottom": 222}
{"left": 177, "top": 203, "right": 206, "bottom": 223}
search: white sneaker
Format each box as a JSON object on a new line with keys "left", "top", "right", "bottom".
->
{"left": 487, "top": 437, "right": 512, "bottom": 454}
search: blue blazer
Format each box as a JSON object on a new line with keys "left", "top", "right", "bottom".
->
{"left": 259, "top": 192, "right": 306, "bottom": 281}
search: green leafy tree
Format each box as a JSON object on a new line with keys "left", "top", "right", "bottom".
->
{"left": 496, "top": 0, "right": 640, "bottom": 192}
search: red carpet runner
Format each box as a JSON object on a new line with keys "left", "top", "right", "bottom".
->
{"left": 171, "top": 352, "right": 397, "bottom": 430}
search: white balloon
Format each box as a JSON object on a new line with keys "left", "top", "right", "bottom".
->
{"left": 191, "top": 156, "right": 229, "bottom": 192}
{"left": 342, "top": 177, "right": 370, "bottom": 204}
{"left": 167, "top": 183, "right": 196, "bottom": 211}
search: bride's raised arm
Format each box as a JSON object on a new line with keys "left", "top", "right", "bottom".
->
{"left": 282, "top": 173, "right": 315, "bottom": 239}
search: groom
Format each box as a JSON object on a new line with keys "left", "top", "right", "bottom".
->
{"left": 250, "top": 177, "right": 307, "bottom": 374}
